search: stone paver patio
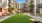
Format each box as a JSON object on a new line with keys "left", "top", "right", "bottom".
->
{"left": 24, "top": 13, "right": 42, "bottom": 22}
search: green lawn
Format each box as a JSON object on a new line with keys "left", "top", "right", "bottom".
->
{"left": 0, "top": 13, "right": 42, "bottom": 23}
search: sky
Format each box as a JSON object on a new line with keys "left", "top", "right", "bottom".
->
{"left": 16, "top": 0, "right": 26, "bottom": 3}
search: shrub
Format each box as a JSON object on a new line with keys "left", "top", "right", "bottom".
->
{"left": 8, "top": 5, "right": 14, "bottom": 13}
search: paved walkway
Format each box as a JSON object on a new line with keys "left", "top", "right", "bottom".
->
{"left": 24, "top": 13, "right": 42, "bottom": 22}
{"left": 0, "top": 14, "right": 14, "bottom": 22}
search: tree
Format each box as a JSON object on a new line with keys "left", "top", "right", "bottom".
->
{"left": 8, "top": 5, "right": 18, "bottom": 13}
{"left": 8, "top": 5, "right": 15, "bottom": 13}
{"left": 28, "top": 4, "right": 34, "bottom": 13}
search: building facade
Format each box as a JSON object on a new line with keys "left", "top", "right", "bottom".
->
{"left": 16, "top": 2, "right": 26, "bottom": 12}
{"left": 37, "top": 0, "right": 42, "bottom": 14}
{"left": 0, "top": 0, "right": 16, "bottom": 16}
{"left": 26, "top": 0, "right": 42, "bottom": 14}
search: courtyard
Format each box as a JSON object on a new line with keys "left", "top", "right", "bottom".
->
{"left": 0, "top": 0, "right": 42, "bottom": 23}
{"left": 0, "top": 13, "right": 42, "bottom": 23}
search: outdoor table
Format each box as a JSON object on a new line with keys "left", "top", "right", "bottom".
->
{"left": 30, "top": 19, "right": 40, "bottom": 23}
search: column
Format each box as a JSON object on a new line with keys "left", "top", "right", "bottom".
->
{"left": 19, "top": 3, "right": 20, "bottom": 12}
{"left": 34, "top": 0, "right": 36, "bottom": 15}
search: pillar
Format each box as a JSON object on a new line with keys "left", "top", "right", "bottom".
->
{"left": 34, "top": 0, "right": 36, "bottom": 15}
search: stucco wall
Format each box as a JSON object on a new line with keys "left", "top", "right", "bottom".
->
{"left": 40, "top": 8, "right": 42, "bottom": 14}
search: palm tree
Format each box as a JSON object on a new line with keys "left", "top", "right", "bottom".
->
{"left": 28, "top": 4, "right": 34, "bottom": 13}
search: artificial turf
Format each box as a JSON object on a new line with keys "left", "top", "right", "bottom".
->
{"left": 0, "top": 13, "right": 42, "bottom": 23}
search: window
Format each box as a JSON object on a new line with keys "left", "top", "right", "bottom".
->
{"left": 2, "top": 0, "right": 8, "bottom": 8}
{"left": 0, "top": 8, "right": 2, "bottom": 12}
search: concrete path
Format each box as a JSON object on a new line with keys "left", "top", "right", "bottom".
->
{"left": 0, "top": 14, "right": 14, "bottom": 22}
{"left": 24, "top": 13, "right": 42, "bottom": 22}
